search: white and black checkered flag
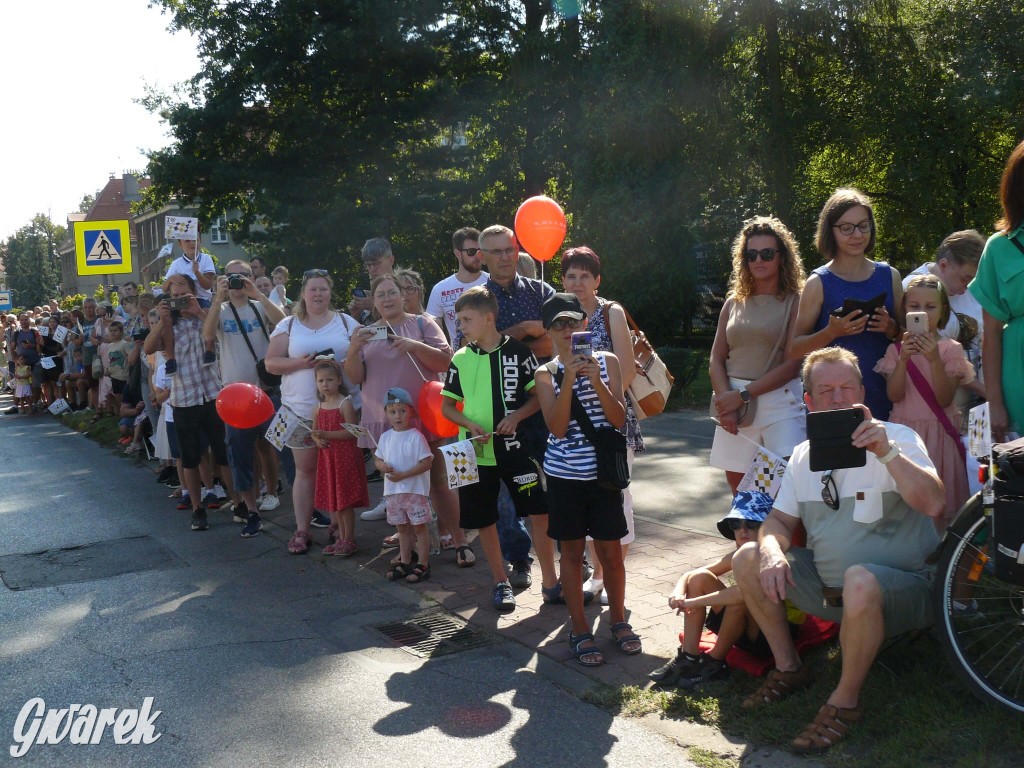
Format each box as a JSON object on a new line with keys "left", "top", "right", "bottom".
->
{"left": 440, "top": 439, "right": 480, "bottom": 489}
{"left": 737, "top": 445, "right": 788, "bottom": 499}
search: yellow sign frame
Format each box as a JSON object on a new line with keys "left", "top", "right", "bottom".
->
{"left": 75, "top": 220, "right": 133, "bottom": 276}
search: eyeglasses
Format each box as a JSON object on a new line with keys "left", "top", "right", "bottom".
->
{"left": 303, "top": 269, "right": 329, "bottom": 278}
{"left": 374, "top": 290, "right": 401, "bottom": 300}
{"left": 744, "top": 248, "right": 779, "bottom": 263}
{"left": 726, "top": 519, "right": 762, "bottom": 531}
{"left": 399, "top": 285, "right": 420, "bottom": 295}
{"left": 549, "top": 317, "right": 584, "bottom": 331}
{"left": 460, "top": 247, "right": 480, "bottom": 257}
{"left": 821, "top": 469, "right": 840, "bottom": 510}
{"left": 481, "top": 246, "right": 518, "bottom": 258}
{"left": 832, "top": 221, "right": 872, "bottom": 236}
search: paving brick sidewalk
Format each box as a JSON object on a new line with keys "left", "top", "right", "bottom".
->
{"left": 264, "top": 489, "right": 734, "bottom": 689}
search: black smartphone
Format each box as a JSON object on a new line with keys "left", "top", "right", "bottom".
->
{"left": 829, "top": 291, "right": 888, "bottom": 319}
{"left": 807, "top": 408, "right": 866, "bottom": 472}
{"left": 312, "top": 348, "right": 335, "bottom": 359}
{"left": 164, "top": 296, "right": 191, "bottom": 311}
{"left": 353, "top": 288, "right": 367, "bottom": 298}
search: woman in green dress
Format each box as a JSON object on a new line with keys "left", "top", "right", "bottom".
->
{"left": 970, "top": 139, "right": 1024, "bottom": 441}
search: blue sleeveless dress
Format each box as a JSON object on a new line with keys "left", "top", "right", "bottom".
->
{"left": 813, "top": 262, "right": 894, "bottom": 420}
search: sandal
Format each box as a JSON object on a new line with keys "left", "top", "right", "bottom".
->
{"left": 568, "top": 631, "right": 604, "bottom": 667}
{"left": 382, "top": 533, "right": 400, "bottom": 550}
{"left": 742, "top": 664, "right": 813, "bottom": 709}
{"left": 439, "top": 533, "right": 455, "bottom": 550}
{"left": 288, "top": 530, "right": 311, "bottom": 555}
{"left": 390, "top": 550, "right": 418, "bottom": 567}
{"left": 327, "top": 523, "right": 339, "bottom": 543}
{"left": 336, "top": 539, "right": 356, "bottom": 557}
{"left": 322, "top": 540, "right": 344, "bottom": 556}
{"left": 791, "top": 703, "right": 864, "bottom": 754}
{"left": 406, "top": 563, "right": 431, "bottom": 583}
{"left": 609, "top": 621, "right": 642, "bottom": 655}
{"left": 455, "top": 545, "right": 476, "bottom": 568}
{"left": 542, "top": 581, "right": 594, "bottom": 606}
{"left": 386, "top": 562, "right": 413, "bottom": 580}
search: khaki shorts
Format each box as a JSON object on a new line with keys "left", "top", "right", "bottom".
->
{"left": 784, "top": 546, "right": 935, "bottom": 638}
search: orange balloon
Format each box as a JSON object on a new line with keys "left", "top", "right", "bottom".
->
{"left": 216, "top": 382, "right": 275, "bottom": 429}
{"left": 417, "top": 380, "right": 461, "bottom": 438}
{"left": 515, "top": 196, "right": 567, "bottom": 262}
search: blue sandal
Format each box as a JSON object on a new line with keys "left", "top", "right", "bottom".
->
{"left": 568, "top": 630, "right": 604, "bottom": 667}
{"left": 610, "top": 621, "right": 642, "bottom": 655}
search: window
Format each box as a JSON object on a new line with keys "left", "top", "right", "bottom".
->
{"left": 210, "top": 215, "right": 228, "bottom": 244}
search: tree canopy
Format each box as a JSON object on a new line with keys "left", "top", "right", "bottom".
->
{"left": 143, "top": 0, "right": 1024, "bottom": 336}
{"left": 1, "top": 214, "right": 65, "bottom": 308}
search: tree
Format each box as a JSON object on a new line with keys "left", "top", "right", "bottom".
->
{"left": 1, "top": 214, "right": 66, "bottom": 308}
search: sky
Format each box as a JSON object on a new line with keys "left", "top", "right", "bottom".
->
{"left": 0, "top": 1, "right": 201, "bottom": 241}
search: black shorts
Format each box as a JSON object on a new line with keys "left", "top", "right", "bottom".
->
{"left": 458, "top": 452, "right": 546, "bottom": 530}
{"left": 111, "top": 377, "right": 126, "bottom": 395}
{"left": 704, "top": 606, "right": 800, "bottom": 658}
{"left": 544, "top": 475, "right": 627, "bottom": 542}
{"left": 172, "top": 400, "right": 228, "bottom": 469}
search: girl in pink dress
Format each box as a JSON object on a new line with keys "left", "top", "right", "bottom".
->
{"left": 310, "top": 359, "right": 369, "bottom": 556}
{"left": 875, "top": 275, "right": 974, "bottom": 528}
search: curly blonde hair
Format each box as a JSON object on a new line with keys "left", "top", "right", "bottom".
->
{"left": 727, "top": 216, "right": 806, "bottom": 301}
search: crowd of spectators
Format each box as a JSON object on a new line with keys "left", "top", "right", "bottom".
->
{"left": 5, "top": 140, "right": 1024, "bottom": 754}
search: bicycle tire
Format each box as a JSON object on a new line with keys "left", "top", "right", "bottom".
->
{"left": 933, "top": 494, "right": 1024, "bottom": 714}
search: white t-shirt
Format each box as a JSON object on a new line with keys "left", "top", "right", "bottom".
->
{"left": 426, "top": 272, "right": 489, "bottom": 341}
{"left": 217, "top": 300, "right": 272, "bottom": 387}
{"left": 269, "top": 313, "right": 359, "bottom": 420}
{"left": 164, "top": 253, "right": 218, "bottom": 301}
{"left": 154, "top": 364, "right": 173, "bottom": 423}
{"left": 376, "top": 427, "right": 432, "bottom": 497}
{"left": 269, "top": 284, "right": 287, "bottom": 307}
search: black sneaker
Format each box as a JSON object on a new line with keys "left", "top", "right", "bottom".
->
{"left": 310, "top": 510, "right": 330, "bottom": 528}
{"left": 232, "top": 502, "right": 248, "bottom": 524}
{"left": 165, "top": 358, "right": 178, "bottom": 376}
{"left": 649, "top": 646, "right": 690, "bottom": 686}
{"left": 241, "top": 510, "right": 263, "bottom": 538}
{"left": 202, "top": 350, "right": 217, "bottom": 367}
{"left": 156, "top": 466, "right": 174, "bottom": 484}
{"left": 176, "top": 494, "right": 191, "bottom": 511}
{"left": 164, "top": 475, "right": 181, "bottom": 489}
{"left": 508, "top": 559, "right": 532, "bottom": 589}
{"left": 204, "top": 492, "right": 221, "bottom": 510}
{"left": 190, "top": 506, "right": 209, "bottom": 531}
{"left": 366, "top": 469, "right": 383, "bottom": 483}
{"left": 582, "top": 555, "right": 594, "bottom": 582}
{"left": 492, "top": 580, "right": 516, "bottom": 613}
{"left": 675, "top": 651, "right": 729, "bottom": 689}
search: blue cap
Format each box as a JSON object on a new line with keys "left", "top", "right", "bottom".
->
{"left": 384, "top": 387, "right": 414, "bottom": 408}
{"left": 717, "top": 491, "right": 774, "bottom": 540}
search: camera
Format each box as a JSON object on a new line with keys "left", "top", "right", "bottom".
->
{"left": 228, "top": 274, "right": 245, "bottom": 291}
{"left": 162, "top": 295, "right": 191, "bottom": 311}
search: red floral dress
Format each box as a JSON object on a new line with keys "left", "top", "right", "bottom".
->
{"left": 314, "top": 403, "right": 370, "bottom": 512}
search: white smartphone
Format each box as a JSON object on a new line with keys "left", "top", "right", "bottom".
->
{"left": 906, "top": 311, "right": 928, "bottom": 334}
{"left": 366, "top": 325, "right": 389, "bottom": 341}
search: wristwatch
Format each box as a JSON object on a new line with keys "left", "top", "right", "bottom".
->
{"left": 738, "top": 387, "right": 751, "bottom": 403}
{"left": 877, "top": 440, "right": 902, "bottom": 465}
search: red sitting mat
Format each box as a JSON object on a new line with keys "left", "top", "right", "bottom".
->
{"left": 679, "top": 614, "right": 839, "bottom": 677}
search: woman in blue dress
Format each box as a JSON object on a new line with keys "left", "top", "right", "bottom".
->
{"left": 789, "top": 188, "right": 903, "bottom": 419}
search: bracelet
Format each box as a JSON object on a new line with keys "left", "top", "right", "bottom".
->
{"left": 877, "top": 440, "right": 902, "bottom": 465}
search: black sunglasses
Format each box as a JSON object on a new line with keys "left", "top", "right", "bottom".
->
{"left": 726, "top": 519, "right": 762, "bottom": 531}
{"left": 821, "top": 469, "right": 840, "bottom": 510}
{"left": 744, "top": 248, "right": 779, "bottom": 263}
{"left": 303, "top": 269, "right": 329, "bottom": 278}
{"left": 461, "top": 247, "right": 480, "bottom": 257}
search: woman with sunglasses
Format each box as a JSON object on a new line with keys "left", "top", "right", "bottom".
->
{"left": 345, "top": 275, "right": 474, "bottom": 565}
{"left": 789, "top": 188, "right": 902, "bottom": 420}
{"left": 265, "top": 269, "right": 361, "bottom": 554}
{"left": 709, "top": 216, "right": 807, "bottom": 494}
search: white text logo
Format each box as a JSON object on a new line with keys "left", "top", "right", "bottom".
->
{"left": 11, "top": 698, "right": 162, "bottom": 758}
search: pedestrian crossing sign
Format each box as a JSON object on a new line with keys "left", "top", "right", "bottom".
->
{"left": 75, "top": 220, "right": 133, "bottom": 275}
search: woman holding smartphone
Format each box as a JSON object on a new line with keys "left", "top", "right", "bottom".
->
{"left": 709, "top": 216, "right": 806, "bottom": 494}
{"left": 789, "top": 189, "right": 902, "bottom": 420}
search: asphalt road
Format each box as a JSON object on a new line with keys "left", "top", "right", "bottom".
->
{"left": 0, "top": 408, "right": 701, "bottom": 768}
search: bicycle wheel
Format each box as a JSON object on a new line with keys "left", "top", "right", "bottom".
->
{"left": 933, "top": 496, "right": 1024, "bottom": 714}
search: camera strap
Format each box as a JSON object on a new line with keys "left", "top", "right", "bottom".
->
{"left": 228, "top": 301, "right": 263, "bottom": 365}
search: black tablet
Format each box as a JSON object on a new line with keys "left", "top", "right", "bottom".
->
{"left": 829, "top": 291, "right": 888, "bottom": 319}
{"left": 807, "top": 408, "right": 866, "bottom": 472}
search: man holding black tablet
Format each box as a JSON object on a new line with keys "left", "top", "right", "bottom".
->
{"left": 732, "top": 346, "right": 946, "bottom": 755}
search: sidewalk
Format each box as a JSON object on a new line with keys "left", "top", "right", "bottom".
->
{"left": 261, "top": 489, "right": 733, "bottom": 689}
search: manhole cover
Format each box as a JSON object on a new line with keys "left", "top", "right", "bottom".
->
{"left": 0, "top": 535, "right": 184, "bottom": 591}
{"left": 370, "top": 608, "right": 497, "bottom": 658}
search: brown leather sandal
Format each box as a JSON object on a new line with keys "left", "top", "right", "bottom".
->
{"left": 741, "top": 664, "right": 812, "bottom": 708}
{"left": 791, "top": 703, "right": 864, "bottom": 754}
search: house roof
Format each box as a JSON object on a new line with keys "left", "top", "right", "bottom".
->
{"left": 59, "top": 175, "right": 151, "bottom": 253}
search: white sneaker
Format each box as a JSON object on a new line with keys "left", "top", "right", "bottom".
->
{"left": 212, "top": 483, "right": 228, "bottom": 500}
{"left": 360, "top": 498, "right": 387, "bottom": 521}
{"left": 258, "top": 494, "right": 280, "bottom": 511}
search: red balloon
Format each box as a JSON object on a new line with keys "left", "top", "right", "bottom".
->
{"left": 514, "top": 196, "right": 567, "bottom": 262}
{"left": 417, "top": 380, "right": 461, "bottom": 438}
{"left": 216, "top": 382, "right": 275, "bottom": 429}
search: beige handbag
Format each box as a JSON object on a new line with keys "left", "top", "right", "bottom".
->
{"left": 602, "top": 302, "right": 674, "bottom": 420}
{"left": 710, "top": 295, "right": 794, "bottom": 428}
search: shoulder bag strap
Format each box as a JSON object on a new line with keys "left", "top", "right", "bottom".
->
{"left": 228, "top": 302, "right": 261, "bottom": 364}
{"left": 247, "top": 300, "right": 271, "bottom": 341}
{"left": 898, "top": 342, "right": 967, "bottom": 465}
{"left": 551, "top": 361, "right": 602, "bottom": 447}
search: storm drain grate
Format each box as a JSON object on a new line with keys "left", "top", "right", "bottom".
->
{"left": 370, "top": 609, "right": 497, "bottom": 658}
